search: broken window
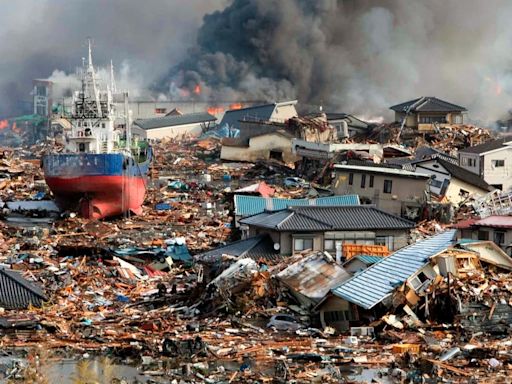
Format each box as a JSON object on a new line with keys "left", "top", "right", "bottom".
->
{"left": 383, "top": 179, "right": 392, "bottom": 194}
{"left": 494, "top": 231, "right": 505, "bottom": 245}
{"left": 492, "top": 159, "right": 505, "bottom": 167}
{"left": 459, "top": 189, "right": 469, "bottom": 197}
{"left": 477, "top": 231, "right": 489, "bottom": 241}
{"left": 269, "top": 150, "right": 283, "bottom": 162}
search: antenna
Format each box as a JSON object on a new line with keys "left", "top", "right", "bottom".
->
{"left": 110, "top": 60, "right": 117, "bottom": 93}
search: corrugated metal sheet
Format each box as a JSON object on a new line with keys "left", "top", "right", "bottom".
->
{"left": 276, "top": 252, "right": 351, "bottom": 302}
{"left": 234, "top": 194, "right": 360, "bottom": 217}
{"left": 331, "top": 230, "right": 456, "bottom": 310}
{"left": 343, "top": 244, "right": 390, "bottom": 260}
{"left": 0, "top": 268, "right": 46, "bottom": 309}
{"left": 354, "top": 255, "right": 385, "bottom": 265}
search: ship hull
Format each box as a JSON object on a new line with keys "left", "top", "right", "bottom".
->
{"left": 42, "top": 153, "right": 150, "bottom": 219}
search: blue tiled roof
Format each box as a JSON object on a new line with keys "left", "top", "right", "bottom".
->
{"left": 331, "top": 230, "right": 456, "bottom": 310}
{"left": 235, "top": 194, "right": 360, "bottom": 217}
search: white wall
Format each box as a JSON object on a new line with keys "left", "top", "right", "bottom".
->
{"left": 141, "top": 122, "right": 203, "bottom": 140}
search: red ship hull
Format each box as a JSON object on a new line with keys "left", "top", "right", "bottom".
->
{"left": 45, "top": 175, "right": 146, "bottom": 219}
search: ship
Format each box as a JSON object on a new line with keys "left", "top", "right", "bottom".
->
{"left": 42, "top": 42, "right": 152, "bottom": 219}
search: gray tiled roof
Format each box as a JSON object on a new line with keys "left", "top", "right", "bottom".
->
{"left": 0, "top": 268, "right": 47, "bottom": 309}
{"left": 240, "top": 205, "right": 415, "bottom": 232}
{"left": 194, "top": 234, "right": 279, "bottom": 263}
{"left": 390, "top": 97, "right": 467, "bottom": 113}
{"left": 220, "top": 104, "right": 277, "bottom": 130}
{"left": 437, "top": 159, "right": 492, "bottom": 191}
{"left": 332, "top": 230, "right": 456, "bottom": 309}
{"left": 458, "top": 138, "right": 508, "bottom": 155}
{"left": 134, "top": 112, "right": 216, "bottom": 130}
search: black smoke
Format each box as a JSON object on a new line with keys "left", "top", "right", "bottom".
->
{"left": 166, "top": 0, "right": 512, "bottom": 124}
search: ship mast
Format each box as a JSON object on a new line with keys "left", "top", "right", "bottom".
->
{"left": 110, "top": 60, "right": 117, "bottom": 94}
{"left": 86, "top": 39, "right": 102, "bottom": 117}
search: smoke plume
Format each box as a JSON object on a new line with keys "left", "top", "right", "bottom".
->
{"left": 2, "top": 0, "right": 512, "bottom": 126}
{"left": 168, "top": 0, "right": 512, "bottom": 125}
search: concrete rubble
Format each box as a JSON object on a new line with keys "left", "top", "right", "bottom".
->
{"left": 0, "top": 117, "right": 511, "bottom": 383}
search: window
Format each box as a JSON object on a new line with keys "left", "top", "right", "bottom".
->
{"left": 431, "top": 179, "right": 442, "bottom": 188}
{"left": 468, "top": 158, "right": 476, "bottom": 167}
{"left": 492, "top": 184, "right": 503, "bottom": 190}
{"left": 375, "top": 235, "right": 394, "bottom": 250}
{"left": 101, "top": 123, "right": 106, "bottom": 128}
{"left": 383, "top": 179, "right": 393, "bottom": 194}
{"left": 419, "top": 116, "right": 446, "bottom": 124}
{"left": 369, "top": 175, "right": 374, "bottom": 188}
{"left": 36, "top": 86, "right": 47, "bottom": 96}
{"left": 348, "top": 173, "right": 354, "bottom": 186}
{"left": 324, "top": 239, "right": 335, "bottom": 251}
{"left": 294, "top": 238, "right": 313, "bottom": 252}
{"left": 477, "top": 231, "right": 489, "bottom": 241}
{"left": 155, "top": 108, "right": 167, "bottom": 114}
{"left": 459, "top": 189, "right": 469, "bottom": 197}
{"left": 78, "top": 143, "right": 86, "bottom": 152}
{"left": 492, "top": 159, "right": 505, "bottom": 167}
{"left": 409, "top": 271, "right": 432, "bottom": 291}
{"left": 324, "top": 310, "right": 352, "bottom": 322}
{"left": 494, "top": 231, "right": 505, "bottom": 245}
{"left": 361, "top": 174, "right": 366, "bottom": 188}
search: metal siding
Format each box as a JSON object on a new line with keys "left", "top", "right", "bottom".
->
{"left": 331, "top": 230, "right": 456, "bottom": 309}
{"left": 234, "top": 195, "right": 360, "bottom": 217}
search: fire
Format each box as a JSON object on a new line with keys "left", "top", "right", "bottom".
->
{"left": 194, "top": 84, "right": 201, "bottom": 95}
{"left": 229, "top": 103, "right": 243, "bottom": 110}
{"left": 207, "top": 106, "right": 225, "bottom": 115}
{"left": 0, "top": 120, "right": 8, "bottom": 130}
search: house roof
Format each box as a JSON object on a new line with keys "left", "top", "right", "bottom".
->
{"left": 331, "top": 230, "right": 457, "bottom": 309}
{"left": 193, "top": 234, "right": 279, "bottom": 264}
{"left": 343, "top": 255, "right": 384, "bottom": 267}
{"left": 458, "top": 138, "right": 510, "bottom": 155}
{"left": 220, "top": 100, "right": 297, "bottom": 130}
{"left": 333, "top": 164, "right": 431, "bottom": 179}
{"left": 414, "top": 146, "right": 457, "bottom": 163}
{"left": 472, "top": 215, "right": 512, "bottom": 229}
{"left": 234, "top": 181, "right": 275, "bottom": 198}
{"left": 0, "top": 268, "right": 47, "bottom": 309}
{"left": 234, "top": 194, "right": 360, "bottom": 217}
{"left": 134, "top": 112, "right": 216, "bottom": 130}
{"left": 436, "top": 159, "right": 493, "bottom": 191}
{"left": 239, "top": 205, "right": 415, "bottom": 232}
{"left": 390, "top": 97, "right": 467, "bottom": 113}
{"left": 276, "top": 252, "right": 352, "bottom": 302}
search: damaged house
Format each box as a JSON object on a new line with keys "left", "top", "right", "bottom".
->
{"left": 318, "top": 230, "right": 457, "bottom": 331}
{"left": 390, "top": 96, "right": 467, "bottom": 132}
{"left": 239, "top": 205, "right": 415, "bottom": 256}
{"left": 132, "top": 112, "right": 217, "bottom": 140}
{"left": 331, "top": 163, "right": 430, "bottom": 218}
{"left": 458, "top": 138, "right": 512, "bottom": 192}
{"left": 413, "top": 157, "right": 494, "bottom": 204}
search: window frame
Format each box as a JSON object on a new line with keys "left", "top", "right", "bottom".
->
{"left": 383, "top": 179, "right": 393, "bottom": 194}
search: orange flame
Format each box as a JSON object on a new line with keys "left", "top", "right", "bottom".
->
{"left": 207, "top": 106, "right": 225, "bottom": 115}
{"left": 0, "top": 120, "right": 8, "bottom": 130}
{"left": 229, "top": 103, "right": 243, "bottom": 110}
{"left": 194, "top": 84, "right": 201, "bottom": 95}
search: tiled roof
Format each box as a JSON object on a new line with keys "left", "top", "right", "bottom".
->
{"left": 458, "top": 138, "right": 510, "bottom": 155}
{"left": 234, "top": 194, "right": 360, "bottom": 217}
{"left": 436, "top": 159, "right": 492, "bottom": 191}
{"left": 0, "top": 268, "right": 47, "bottom": 309}
{"left": 134, "top": 112, "right": 216, "bottom": 130}
{"left": 240, "top": 205, "right": 415, "bottom": 232}
{"left": 473, "top": 215, "right": 512, "bottom": 229}
{"left": 194, "top": 234, "right": 279, "bottom": 264}
{"left": 331, "top": 230, "right": 457, "bottom": 309}
{"left": 390, "top": 97, "right": 467, "bottom": 113}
